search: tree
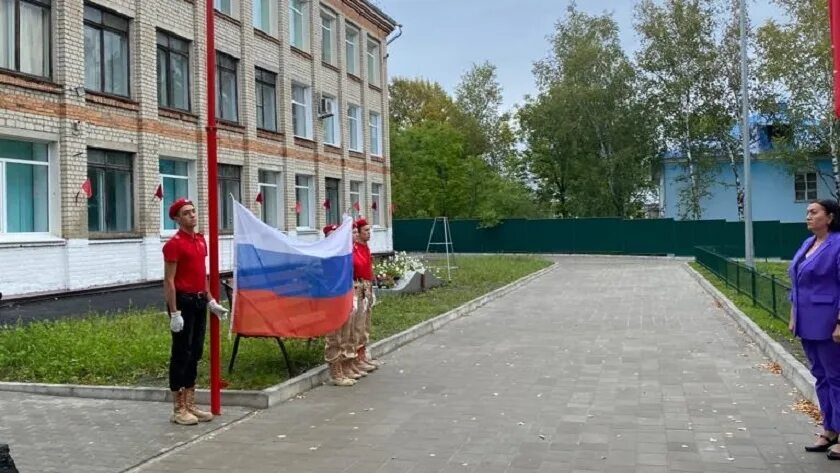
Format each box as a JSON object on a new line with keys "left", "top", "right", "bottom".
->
{"left": 389, "top": 78, "right": 460, "bottom": 131}
{"left": 635, "top": 0, "right": 722, "bottom": 219}
{"left": 519, "top": 5, "right": 656, "bottom": 218}
{"left": 755, "top": 0, "right": 840, "bottom": 198}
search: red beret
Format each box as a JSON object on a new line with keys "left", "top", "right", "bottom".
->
{"left": 168, "top": 198, "right": 194, "bottom": 220}
{"left": 354, "top": 218, "right": 369, "bottom": 229}
{"left": 323, "top": 224, "right": 338, "bottom": 237}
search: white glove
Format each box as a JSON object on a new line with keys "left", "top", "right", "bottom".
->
{"left": 170, "top": 311, "right": 184, "bottom": 333}
{"left": 352, "top": 294, "right": 358, "bottom": 314}
{"left": 208, "top": 298, "right": 229, "bottom": 320}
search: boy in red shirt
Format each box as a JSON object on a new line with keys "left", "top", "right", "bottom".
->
{"left": 162, "top": 199, "right": 229, "bottom": 425}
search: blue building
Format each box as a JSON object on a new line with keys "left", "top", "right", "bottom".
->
{"left": 659, "top": 121, "right": 835, "bottom": 222}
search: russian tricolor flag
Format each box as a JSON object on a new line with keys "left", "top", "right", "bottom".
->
{"left": 231, "top": 201, "right": 354, "bottom": 338}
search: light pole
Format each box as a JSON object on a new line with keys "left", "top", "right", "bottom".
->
{"left": 740, "top": 0, "right": 755, "bottom": 268}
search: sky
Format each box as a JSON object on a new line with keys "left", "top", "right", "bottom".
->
{"left": 380, "top": 0, "right": 783, "bottom": 113}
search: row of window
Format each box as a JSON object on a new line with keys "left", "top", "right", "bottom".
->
{"left": 0, "top": 1, "right": 383, "bottom": 96}
{"left": 0, "top": 137, "right": 385, "bottom": 235}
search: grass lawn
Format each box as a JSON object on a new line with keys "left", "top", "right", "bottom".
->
{"left": 0, "top": 255, "right": 551, "bottom": 390}
{"left": 755, "top": 261, "right": 790, "bottom": 285}
{"left": 690, "top": 262, "right": 806, "bottom": 364}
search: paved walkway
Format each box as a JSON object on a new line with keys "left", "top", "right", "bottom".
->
{"left": 0, "top": 257, "right": 831, "bottom": 472}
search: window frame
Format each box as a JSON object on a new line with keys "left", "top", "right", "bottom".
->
{"left": 217, "top": 163, "right": 241, "bottom": 232}
{"left": 345, "top": 24, "right": 359, "bottom": 76}
{"left": 371, "top": 182, "right": 382, "bottom": 227}
{"left": 252, "top": 0, "right": 274, "bottom": 35}
{"left": 87, "top": 148, "right": 134, "bottom": 234}
{"left": 159, "top": 157, "right": 193, "bottom": 236}
{"left": 258, "top": 169, "right": 283, "bottom": 229}
{"left": 289, "top": 0, "right": 309, "bottom": 51}
{"left": 294, "top": 174, "right": 314, "bottom": 230}
{"left": 0, "top": 137, "right": 51, "bottom": 236}
{"left": 214, "top": 0, "right": 236, "bottom": 18}
{"left": 349, "top": 180, "right": 363, "bottom": 218}
{"left": 347, "top": 103, "right": 362, "bottom": 152}
{"left": 366, "top": 37, "right": 380, "bottom": 86}
{"left": 795, "top": 171, "right": 818, "bottom": 203}
{"left": 322, "top": 95, "right": 340, "bottom": 146}
{"left": 83, "top": 3, "right": 130, "bottom": 97}
{"left": 320, "top": 10, "right": 336, "bottom": 65}
{"left": 216, "top": 51, "right": 239, "bottom": 123}
{"left": 291, "top": 82, "right": 312, "bottom": 139}
{"left": 156, "top": 30, "right": 191, "bottom": 111}
{"left": 0, "top": 0, "right": 52, "bottom": 78}
{"left": 325, "top": 177, "right": 341, "bottom": 226}
{"left": 369, "top": 111, "right": 382, "bottom": 156}
{"left": 255, "top": 67, "right": 277, "bottom": 132}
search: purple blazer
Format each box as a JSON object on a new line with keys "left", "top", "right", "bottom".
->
{"left": 789, "top": 232, "right": 840, "bottom": 340}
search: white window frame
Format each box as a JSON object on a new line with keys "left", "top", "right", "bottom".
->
{"left": 295, "top": 174, "right": 314, "bottom": 229}
{"left": 349, "top": 180, "right": 363, "bottom": 218}
{"left": 159, "top": 157, "right": 195, "bottom": 237}
{"left": 289, "top": 0, "right": 309, "bottom": 51}
{"left": 795, "top": 171, "right": 818, "bottom": 203}
{"left": 347, "top": 103, "right": 362, "bottom": 152}
{"left": 259, "top": 169, "right": 283, "bottom": 230}
{"left": 366, "top": 37, "right": 380, "bottom": 86}
{"left": 369, "top": 111, "right": 382, "bottom": 156}
{"left": 214, "top": 0, "right": 238, "bottom": 18}
{"left": 345, "top": 24, "right": 359, "bottom": 76}
{"left": 371, "top": 182, "right": 383, "bottom": 227}
{"left": 322, "top": 95, "right": 340, "bottom": 146}
{"left": 0, "top": 139, "right": 53, "bottom": 239}
{"left": 291, "top": 82, "right": 313, "bottom": 139}
{"left": 321, "top": 11, "right": 336, "bottom": 65}
{"left": 253, "top": 0, "right": 275, "bottom": 35}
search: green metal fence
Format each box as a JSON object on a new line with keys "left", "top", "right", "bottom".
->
{"left": 394, "top": 218, "right": 808, "bottom": 259}
{"left": 694, "top": 246, "right": 791, "bottom": 322}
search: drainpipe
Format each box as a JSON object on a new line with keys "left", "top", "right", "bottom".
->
{"left": 386, "top": 24, "right": 403, "bottom": 48}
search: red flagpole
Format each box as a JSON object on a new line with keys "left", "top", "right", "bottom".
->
{"left": 205, "top": 0, "right": 221, "bottom": 415}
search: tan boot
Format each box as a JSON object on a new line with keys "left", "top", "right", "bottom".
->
{"left": 329, "top": 362, "right": 355, "bottom": 387}
{"left": 184, "top": 387, "right": 214, "bottom": 422}
{"left": 358, "top": 347, "right": 381, "bottom": 369}
{"left": 343, "top": 359, "right": 362, "bottom": 379}
{"left": 170, "top": 389, "right": 199, "bottom": 426}
{"left": 354, "top": 357, "right": 375, "bottom": 373}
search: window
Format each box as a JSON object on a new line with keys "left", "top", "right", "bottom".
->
{"left": 214, "top": 0, "right": 235, "bottom": 17}
{"left": 255, "top": 67, "right": 277, "bottom": 131}
{"left": 321, "top": 12, "right": 335, "bottom": 65}
{"left": 295, "top": 174, "right": 313, "bottom": 228}
{"left": 289, "top": 0, "right": 308, "bottom": 50}
{"left": 366, "top": 37, "right": 380, "bottom": 86}
{"left": 87, "top": 149, "right": 133, "bottom": 233}
{"left": 216, "top": 52, "right": 238, "bottom": 122}
{"left": 347, "top": 103, "right": 362, "bottom": 151}
{"left": 258, "top": 170, "right": 281, "bottom": 229}
{"left": 369, "top": 111, "right": 382, "bottom": 156}
{"left": 156, "top": 30, "right": 190, "bottom": 111}
{"left": 322, "top": 95, "right": 339, "bottom": 146}
{"left": 325, "top": 177, "right": 340, "bottom": 225}
{"left": 349, "top": 180, "right": 362, "bottom": 218}
{"left": 0, "top": 138, "right": 49, "bottom": 233}
{"left": 218, "top": 164, "right": 241, "bottom": 231}
{"left": 345, "top": 25, "right": 359, "bottom": 76}
{"left": 795, "top": 172, "right": 818, "bottom": 202}
{"left": 0, "top": 0, "right": 51, "bottom": 77}
{"left": 371, "top": 182, "right": 382, "bottom": 226}
{"left": 291, "top": 83, "right": 312, "bottom": 138}
{"left": 160, "top": 158, "right": 191, "bottom": 232}
{"left": 84, "top": 5, "right": 129, "bottom": 96}
{"left": 253, "top": 0, "right": 274, "bottom": 34}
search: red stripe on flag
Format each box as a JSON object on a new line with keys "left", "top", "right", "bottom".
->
{"left": 233, "top": 290, "right": 353, "bottom": 338}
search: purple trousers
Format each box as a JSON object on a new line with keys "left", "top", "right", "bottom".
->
{"left": 802, "top": 339, "right": 840, "bottom": 431}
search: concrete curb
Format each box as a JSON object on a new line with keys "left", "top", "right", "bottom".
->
{"left": 0, "top": 261, "right": 557, "bottom": 409}
{"left": 684, "top": 264, "right": 817, "bottom": 404}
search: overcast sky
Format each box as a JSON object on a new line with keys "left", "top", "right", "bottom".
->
{"left": 381, "top": 0, "right": 783, "bottom": 112}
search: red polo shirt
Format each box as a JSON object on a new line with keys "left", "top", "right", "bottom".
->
{"left": 352, "top": 242, "right": 374, "bottom": 281}
{"left": 163, "top": 229, "right": 208, "bottom": 293}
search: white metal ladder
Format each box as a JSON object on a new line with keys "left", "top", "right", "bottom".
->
{"left": 425, "top": 216, "right": 456, "bottom": 281}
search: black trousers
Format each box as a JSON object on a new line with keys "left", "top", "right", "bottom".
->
{"left": 169, "top": 292, "right": 208, "bottom": 392}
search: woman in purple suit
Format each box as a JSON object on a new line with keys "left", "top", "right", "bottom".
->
{"left": 790, "top": 199, "right": 840, "bottom": 458}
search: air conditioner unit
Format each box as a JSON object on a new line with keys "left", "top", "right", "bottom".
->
{"left": 318, "top": 95, "right": 334, "bottom": 119}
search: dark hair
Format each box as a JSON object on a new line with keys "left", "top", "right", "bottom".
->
{"left": 813, "top": 199, "right": 840, "bottom": 232}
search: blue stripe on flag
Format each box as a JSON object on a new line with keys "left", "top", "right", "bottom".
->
{"left": 235, "top": 244, "right": 353, "bottom": 298}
